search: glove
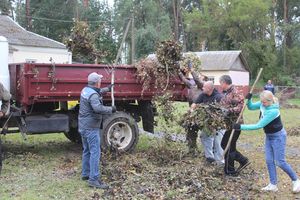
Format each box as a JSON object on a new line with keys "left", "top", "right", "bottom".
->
{"left": 232, "top": 123, "right": 241, "bottom": 130}
{"left": 107, "top": 84, "right": 114, "bottom": 92}
{"left": 245, "top": 93, "right": 252, "bottom": 100}
{"left": 187, "top": 60, "right": 193, "bottom": 69}
{"left": 111, "top": 106, "right": 117, "bottom": 113}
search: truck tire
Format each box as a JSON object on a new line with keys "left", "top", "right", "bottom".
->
{"left": 138, "top": 100, "right": 154, "bottom": 133}
{"left": 102, "top": 112, "right": 139, "bottom": 153}
{"left": 64, "top": 128, "right": 81, "bottom": 143}
{"left": 64, "top": 106, "right": 81, "bottom": 143}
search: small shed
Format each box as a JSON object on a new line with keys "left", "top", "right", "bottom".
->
{"left": 193, "top": 51, "right": 249, "bottom": 86}
{"left": 0, "top": 15, "right": 72, "bottom": 64}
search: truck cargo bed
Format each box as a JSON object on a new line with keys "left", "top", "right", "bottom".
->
{"left": 9, "top": 63, "right": 187, "bottom": 106}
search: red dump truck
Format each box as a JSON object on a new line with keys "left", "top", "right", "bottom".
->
{"left": 2, "top": 62, "right": 187, "bottom": 153}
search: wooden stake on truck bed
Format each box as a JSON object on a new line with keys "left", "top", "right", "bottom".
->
{"left": 223, "top": 68, "right": 263, "bottom": 156}
{"left": 111, "top": 18, "right": 132, "bottom": 106}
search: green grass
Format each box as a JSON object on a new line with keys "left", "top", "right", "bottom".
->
{"left": 0, "top": 99, "right": 300, "bottom": 199}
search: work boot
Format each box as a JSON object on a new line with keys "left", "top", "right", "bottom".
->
{"left": 206, "top": 157, "right": 215, "bottom": 164}
{"left": 88, "top": 180, "right": 109, "bottom": 189}
{"left": 236, "top": 159, "right": 250, "bottom": 173}
{"left": 224, "top": 169, "right": 239, "bottom": 177}
{"left": 81, "top": 176, "right": 89, "bottom": 181}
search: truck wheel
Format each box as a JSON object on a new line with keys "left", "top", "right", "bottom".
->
{"left": 64, "top": 106, "right": 82, "bottom": 143}
{"left": 102, "top": 112, "right": 139, "bottom": 153}
{"left": 138, "top": 100, "right": 154, "bottom": 133}
{"left": 64, "top": 128, "right": 82, "bottom": 143}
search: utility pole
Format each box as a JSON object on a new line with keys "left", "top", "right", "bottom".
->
{"left": 172, "top": 0, "right": 179, "bottom": 41}
{"left": 283, "top": 0, "right": 287, "bottom": 71}
{"left": 131, "top": 14, "right": 135, "bottom": 64}
{"left": 25, "top": 0, "right": 32, "bottom": 30}
{"left": 83, "top": 0, "right": 89, "bottom": 8}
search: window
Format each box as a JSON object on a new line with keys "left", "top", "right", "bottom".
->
{"left": 25, "top": 59, "right": 37, "bottom": 63}
{"left": 207, "top": 76, "right": 215, "bottom": 83}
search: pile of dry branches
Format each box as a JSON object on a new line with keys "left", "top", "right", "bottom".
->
{"left": 180, "top": 103, "right": 235, "bottom": 135}
{"left": 135, "top": 40, "right": 182, "bottom": 93}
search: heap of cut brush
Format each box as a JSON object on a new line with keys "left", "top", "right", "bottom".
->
{"left": 180, "top": 103, "right": 235, "bottom": 135}
{"left": 153, "top": 92, "right": 175, "bottom": 123}
{"left": 135, "top": 40, "right": 182, "bottom": 92}
{"left": 179, "top": 53, "right": 201, "bottom": 74}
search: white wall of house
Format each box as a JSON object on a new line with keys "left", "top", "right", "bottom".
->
{"left": 201, "top": 70, "right": 249, "bottom": 86}
{"left": 8, "top": 45, "right": 72, "bottom": 64}
{"left": 228, "top": 70, "right": 249, "bottom": 85}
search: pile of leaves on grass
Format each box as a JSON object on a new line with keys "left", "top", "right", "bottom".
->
{"left": 180, "top": 103, "right": 236, "bottom": 136}
{"left": 101, "top": 139, "right": 261, "bottom": 200}
{"left": 287, "top": 127, "right": 300, "bottom": 136}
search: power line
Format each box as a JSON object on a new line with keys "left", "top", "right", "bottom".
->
{"left": 17, "top": 15, "right": 130, "bottom": 24}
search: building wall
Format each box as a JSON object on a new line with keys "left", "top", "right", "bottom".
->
{"left": 9, "top": 45, "right": 72, "bottom": 64}
{"left": 200, "top": 70, "right": 249, "bottom": 86}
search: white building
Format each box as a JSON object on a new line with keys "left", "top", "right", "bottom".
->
{"left": 0, "top": 15, "right": 72, "bottom": 64}
{"left": 193, "top": 51, "right": 249, "bottom": 86}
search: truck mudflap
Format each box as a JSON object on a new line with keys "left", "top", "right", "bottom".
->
{"left": 25, "top": 114, "right": 69, "bottom": 134}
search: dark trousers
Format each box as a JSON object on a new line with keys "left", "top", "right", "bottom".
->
{"left": 221, "top": 129, "right": 248, "bottom": 173}
{"left": 186, "top": 125, "right": 199, "bottom": 150}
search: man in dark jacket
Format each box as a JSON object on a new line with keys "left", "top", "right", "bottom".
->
{"left": 178, "top": 61, "right": 207, "bottom": 154}
{"left": 219, "top": 75, "right": 250, "bottom": 176}
{"left": 0, "top": 82, "right": 11, "bottom": 118}
{"left": 191, "top": 81, "right": 224, "bottom": 163}
{"left": 264, "top": 80, "right": 275, "bottom": 94}
{"left": 78, "top": 72, "right": 116, "bottom": 189}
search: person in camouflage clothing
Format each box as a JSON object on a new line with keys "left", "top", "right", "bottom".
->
{"left": 219, "top": 75, "right": 250, "bottom": 176}
{"left": 0, "top": 82, "right": 11, "bottom": 118}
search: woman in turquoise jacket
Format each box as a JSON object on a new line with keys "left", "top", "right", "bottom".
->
{"left": 233, "top": 90, "right": 300, "bottom": 193}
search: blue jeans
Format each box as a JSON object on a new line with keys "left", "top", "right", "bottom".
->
{"left": 200, "top": 130, "right": 224, "bottom": 162}
{"left": 79, "top": 128, "right": 101, "bottom": 181}
{"left": 265, "top": 129, "right": 298, "bottom": 184}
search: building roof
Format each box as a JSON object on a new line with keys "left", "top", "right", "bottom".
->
{"left": 0, "top": 15, "right": 66, "bottom": 49}
{"left": 192, "top": 51, "right": 249, "bottom": 72}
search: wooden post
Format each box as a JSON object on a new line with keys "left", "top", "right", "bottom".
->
{"left": 111, "top": 18, "right": 132, "bottom": 106}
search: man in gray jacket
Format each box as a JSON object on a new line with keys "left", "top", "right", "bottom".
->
{"left": 0, "top": 82, "right": 11, "bottom": 118}
{"left": 78, "top": 72, "right": 116, "bottom": 189}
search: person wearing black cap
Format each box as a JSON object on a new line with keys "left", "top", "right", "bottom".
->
{"left": 78, "top": 72, "right": 116, "bottom": 189}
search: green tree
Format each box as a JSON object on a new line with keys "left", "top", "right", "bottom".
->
{"left": 113, "top": 0, "right": 172, "bottom": 62}
{"left": 0, "top": 0, "right": 12, "bottom": 15}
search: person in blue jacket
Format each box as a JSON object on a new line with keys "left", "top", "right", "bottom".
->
{"left": 264, "top": 79, "right": 275, "bottom": 94}
{"left": 78, "top": 72, "right": 116, "bottom": 189}
{"left": 233, "top": 90, "right": 300, "bottom": 193}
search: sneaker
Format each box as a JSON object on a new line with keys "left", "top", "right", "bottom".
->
{"left": 292, "top": 179, "right": 300, "bottom": 193}
{"left": 88, "top": 180, "right": 109, "bottom": 189}
{"left": 236, "top": 159, "right": 251, "bottom": 173}
{"left": 224, "top": 170, "right": 239, "bottom": 177}
{"left": 206, "top": 157, "right": 215, "bottom": 164}
{"left": 81, "top": 176, "right": 89, "bottom": 181}
{"left": 261, "top": 183, "right": 278, "bottom": 192}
